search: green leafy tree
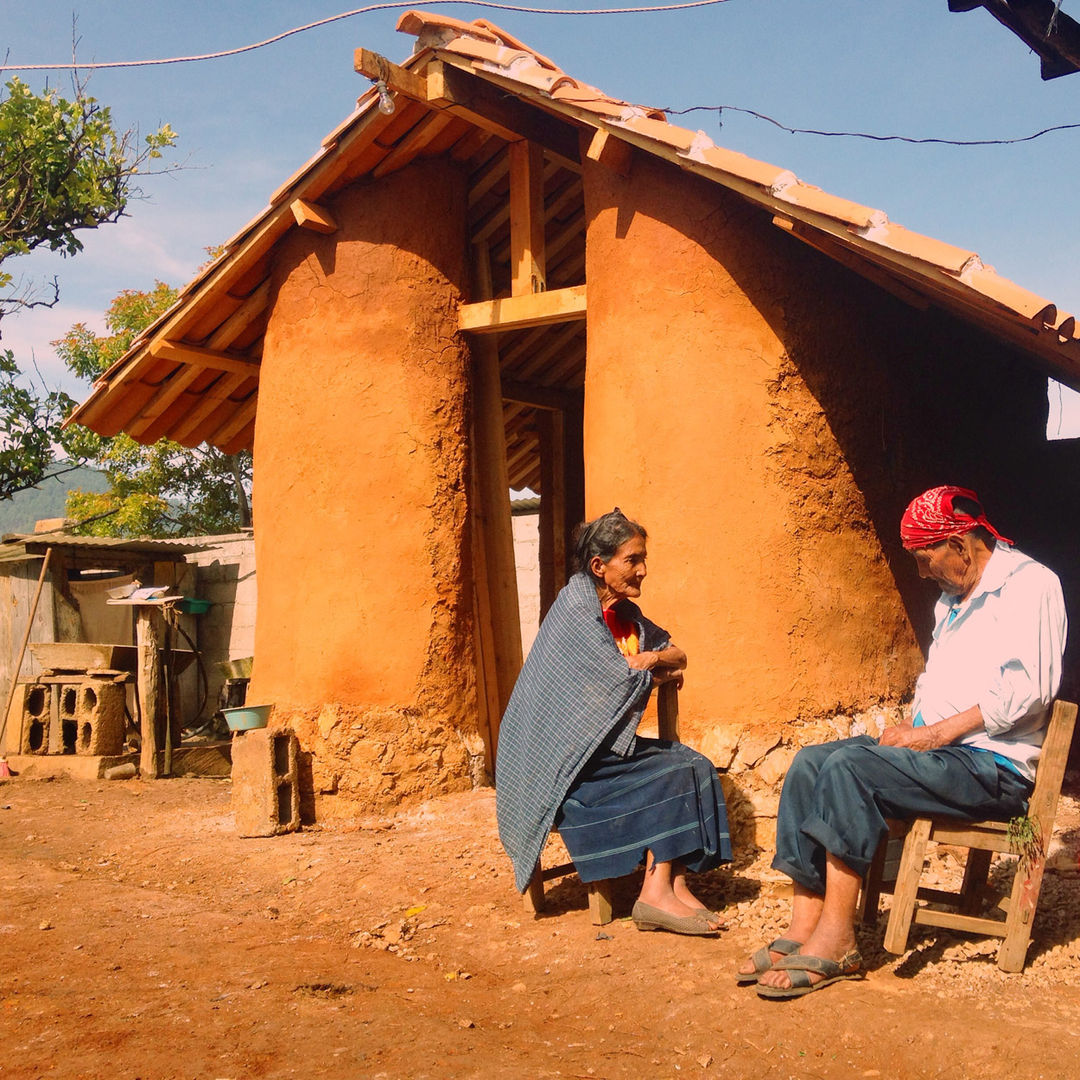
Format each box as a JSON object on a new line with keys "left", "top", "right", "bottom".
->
{"left": 0, "top": 349, "right": 78, "bottom": 499}
{"left": 55, "top": 283, "right": 252, "bottom": 538}
{"left": 0, "top": 75, "right": 176, "bottom": 315}
{"left": 0, "top": 74, "right": 176, "bottom": 496}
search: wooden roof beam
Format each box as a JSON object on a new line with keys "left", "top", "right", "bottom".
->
{"left": 206, "top": 280, "right": 273, "bottom": 351}
{"left": 426, "top": 61, "right": 581, "bottom": 172}
{"left": 170, "top": 373, "right": 250, "bottom": 444}
{"left": 127, "top": 364, "right": 209, "bottom": 439}
{"left": 372, "top": 110, "right": 456, "bottom": 179}
{"left": 460, "top": 285, "right": 587, "bottom": 334}
{"left": 149, "top": 340, "right": 262, "bottom": 379}
{"left": 501, "top": 377, "right": 584, "bottom": 412}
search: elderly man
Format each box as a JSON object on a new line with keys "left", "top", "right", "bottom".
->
{"left": 740, "top": 486, "right": 1067, "bottom": 999}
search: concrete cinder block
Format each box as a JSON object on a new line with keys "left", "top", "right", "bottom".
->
{"left": 7, "top": 684, "right": 50, "bottom": 755}
{"left": 72, "top": 681, "right": 126, "bottom": 756}
{"left": 231, "top": 728, "right": 301, "bottom": 837}
{"left": 6, "top": 680, "right": 125, "bottom": 756}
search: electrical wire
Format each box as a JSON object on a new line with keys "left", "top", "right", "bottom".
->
{"left": 0, "top": 0, "right": 735, "bottom": 71}
{"left": 4, "top": 1, "right": 1079, "bottom": 148}
{"left": 660, "top": 104, "right": 1080, "bottom": 147}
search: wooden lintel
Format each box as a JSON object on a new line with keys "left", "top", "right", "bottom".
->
{"left": 353, "top": 48, "right": 429, "bottom": 102}
{"left": 149, "top": 340, "right": 262, "bottom": 378}
{"left": 509, "top": 141, "right": 546, "bottom": 296}
{"left": 290, "top": 198, "right": 338, "bottom": 235}
{"left": 585, "top": 129, "right": 634, "bottom": 177}
{"left": 501, "top": 377, "right": 583, "bottom": 412}
{"left": 426, "top": 60, "right": 580, "bottom": 171}
{"left": 460, "top": 284, "right": 587, "bottom": 334}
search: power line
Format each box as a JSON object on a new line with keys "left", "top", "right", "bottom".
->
{"left": 4, "top": 1, "right": 1078, "bottom": 148}
{"left": 660, "top": 104, "right": 1080, "bottom": 147}
{"left": 0, "top": 0, "right": 735, "bottom": 71}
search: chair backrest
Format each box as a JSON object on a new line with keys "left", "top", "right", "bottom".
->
{"left": 1027, "top": 699, "right": 1078, "bottom": 846}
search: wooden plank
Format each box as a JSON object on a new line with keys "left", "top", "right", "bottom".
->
{"left": 170, "top": 372, "right": 249, "bottom": 444}
{"left": 504, "top": 320, "right": 581, "bottom": 374}
{"left": 468, "top": 149, "right": 509, "bottom": 207}
{"left": 150, "top": 340, "right": 261, "bottom": 378}
{"left": 501, "top": 377, "right": 583, "bottom": 412}
{"left": 372, "top": 111, "right": 456, "bottom": 180}
{"left": 290, "top": 199, "right": 338, "bottom": 234}
{"left": 353, "top": 48, "right": 429, "bottom": 103}
{"left": 460, "top": 285, "right": 587, "bottom": 334}
{"left": 509, "top": 140, "right": 546, "bottom": 297}
{"left": 912, "top": 909, "right": 1005, "bottom": 936}
{"left": 206, "top": 281, "right": 273, "bottom": 350}
{"left": 127, "top": 364, "right": 208, "bottom": 438}
{"left": 426, "top": 61, "right": 580, "bottom": 171}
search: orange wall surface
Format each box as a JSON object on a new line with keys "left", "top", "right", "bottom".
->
{"left": 582, "top": 153, "right": 923, "bottom": 752}
{"left": 249, "top": 158, "right": 480, "bottom": 810}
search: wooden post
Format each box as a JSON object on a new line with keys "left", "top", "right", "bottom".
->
{"left": 136, "top": 608, "right": 163, "bottom": 779}
{"left": 509, "top": 140, "right": 546, "bottom": 297}
{"left": 470, "top": 242, "right": 523, "bottom": 730}
{"left": 562, "top": 397, "right": 585, "bottom": 556}
{"left": 470, "top": 444, "right": 501, "bottom": 772}
{"left": 537, "top": 410, "right": 567, "bottom": 619}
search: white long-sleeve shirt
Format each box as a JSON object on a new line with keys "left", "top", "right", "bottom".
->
{"left": 912, "top": 544, "right": 1067, "bottom": 781}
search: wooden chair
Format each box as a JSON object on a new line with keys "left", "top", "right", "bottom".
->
{"left": 878, "top": 699, "right": 1077, "bottom": 972}
{"left": 523, "top": 680, "right": 681, "bottom": 925}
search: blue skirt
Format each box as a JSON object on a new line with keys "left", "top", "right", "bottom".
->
{"left": 554, "top": 737, "right": 732, "bottom": 883}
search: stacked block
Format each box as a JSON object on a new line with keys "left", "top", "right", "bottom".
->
{"left": 6, "top": 680, "right": 126, "bottom": 757}
{"left": 231, "top": 728, "right": 300, "bottom": 837}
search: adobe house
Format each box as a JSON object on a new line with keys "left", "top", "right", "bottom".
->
{"left": 67, "top": 11, "right": 1080, "bottom": 820}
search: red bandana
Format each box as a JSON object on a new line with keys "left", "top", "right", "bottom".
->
{"left": 900, "top": 485, "right": 1012, "bottom": 550}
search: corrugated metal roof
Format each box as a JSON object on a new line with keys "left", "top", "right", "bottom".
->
{"left": 65, "top": 9, "right": 1080, "bottom": 482}
{"left": 0, "top": 532, "right": 217, "bottom": 564}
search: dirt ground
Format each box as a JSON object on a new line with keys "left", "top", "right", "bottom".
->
{"left": 3, "top": 771, "right": 1080, "bottom": 1080}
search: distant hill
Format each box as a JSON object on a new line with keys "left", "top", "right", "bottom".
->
{"left": 0, "top": 466, "right": 109, "bottom": 536}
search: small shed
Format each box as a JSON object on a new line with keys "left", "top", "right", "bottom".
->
{"left": 66, "top": 11, "right": 1080, "bottom": 814}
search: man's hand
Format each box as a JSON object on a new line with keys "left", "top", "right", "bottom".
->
{"left": 878, "top": 724, "right": 944, "bottom": 752}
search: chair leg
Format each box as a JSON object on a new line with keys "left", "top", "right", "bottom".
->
{"left": 858, "top": 838, "right": 888, "bottom": 925}
{"left": 884, "top": 817, "right": 933, "bottom": 955}
{"left": 997, "top": 849, "right": 1046, "bottom": 972}
{"left": 588, "top": 879, "right": 614, "bottom": 925}
{"left": 958, "top": 848, "right": 993, "bottom": 916}
{"left": 523, "top": 866, "right": 545, "bottom": 915}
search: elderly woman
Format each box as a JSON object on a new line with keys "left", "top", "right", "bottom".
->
{"left": 496, "top": 508, "right": 731, "bottom": 935}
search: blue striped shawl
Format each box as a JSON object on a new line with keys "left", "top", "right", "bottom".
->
{"left": 495, "top": 571, "right": 670, "bottom": 892}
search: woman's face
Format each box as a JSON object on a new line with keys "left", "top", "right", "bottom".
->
{"left": 591, "top": 534, "right": 648, "bottom": 602}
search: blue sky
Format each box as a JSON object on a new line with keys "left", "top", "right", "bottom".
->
{"left": 4, "top": 0, "right": 1080, "bottom": 433}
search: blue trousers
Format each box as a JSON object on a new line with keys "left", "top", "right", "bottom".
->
{"left": 772, "top": 736, "right": 1033, "bottom": 894}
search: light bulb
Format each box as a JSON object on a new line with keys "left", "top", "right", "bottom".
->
{"left": 376, "top": 79, "right": 396, "bottom": 116}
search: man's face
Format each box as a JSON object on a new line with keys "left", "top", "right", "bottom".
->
{"left": 910, "top": 536, "right": 970, "bottom": 596}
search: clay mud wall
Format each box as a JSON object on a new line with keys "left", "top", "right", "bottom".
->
{"left": 582, "top": 151, "right": 1080, "bottom": 840}
{"left": 250, "top": 157, "right": 482, "bottom": 817}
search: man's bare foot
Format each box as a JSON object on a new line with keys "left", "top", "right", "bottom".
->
{"left": 756, "top": 928, "right": 857, "bottom": 991}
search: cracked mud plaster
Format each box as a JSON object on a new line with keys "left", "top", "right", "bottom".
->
{"left": 249, "top": 156, "right": 481, "bottom": 812}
